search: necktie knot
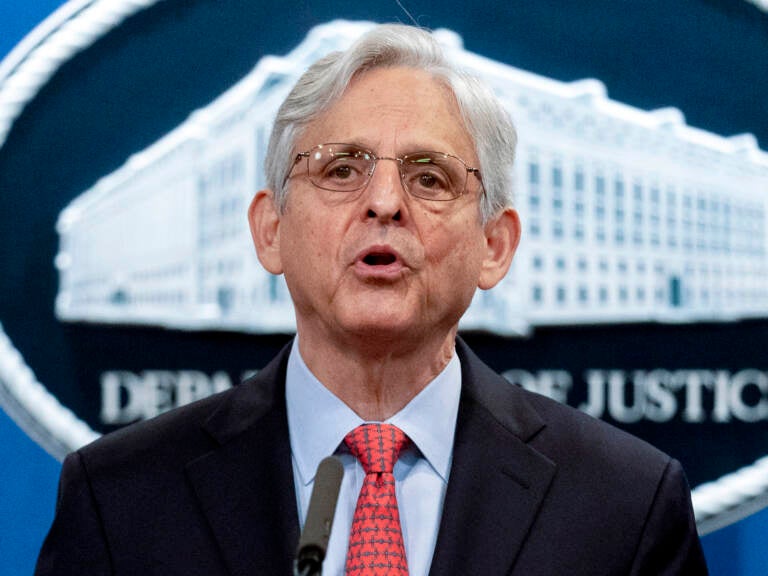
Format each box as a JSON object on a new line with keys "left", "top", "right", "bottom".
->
{"left": 344, "top": 423, "right": 410, "bottom": 475}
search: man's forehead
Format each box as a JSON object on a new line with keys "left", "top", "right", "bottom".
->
{"left": 295, "top": 67, "right": 475, "bottom": 158}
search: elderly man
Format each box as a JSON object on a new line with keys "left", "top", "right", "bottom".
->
{"left": 36, "top": 24, "right": 707, "bottom": 575}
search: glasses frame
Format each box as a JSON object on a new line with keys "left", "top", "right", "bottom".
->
{"left": 289, "top": 143, "right": 483, "bottom": 201}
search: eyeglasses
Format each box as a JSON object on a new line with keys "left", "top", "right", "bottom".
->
{"left": 290, "top": 143, "right": 482, "bottom": 201}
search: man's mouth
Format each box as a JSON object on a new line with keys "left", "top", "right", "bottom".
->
{"left": 362, "top": 251, "right": 398, "bottom": 266}
{"left": 354, "top": 246, "right": 406, "bottom": 280}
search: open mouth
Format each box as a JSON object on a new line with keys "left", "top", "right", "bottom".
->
{"left": 363, "top": 252, "right": 397, "bottom": 266}
{"left": 354, "top": 246, "right": 405, "bottom": 278}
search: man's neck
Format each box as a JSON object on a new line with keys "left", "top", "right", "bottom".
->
{"left": 296, "top": 327, "right": 457, "bottom": 421}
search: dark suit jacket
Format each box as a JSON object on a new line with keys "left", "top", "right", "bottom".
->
{"left": 36, "top": 340, "right": 707, "bottom": 575}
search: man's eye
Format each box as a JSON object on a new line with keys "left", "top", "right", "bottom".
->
{"left": 412, "top": 168, "right": 449, "bottom": 190}
{"left": 331, "top": 164, "right": 352, "bottom": 179}
{"left": 418, "top": 173, "right": 438, "bottom": 188}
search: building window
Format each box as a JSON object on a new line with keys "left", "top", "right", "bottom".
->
{"left": 553, "top": 193, "right": 563, "bottom": 212}
{"left": 595, "top": 174, "right": 605, "bottom": 195}
{"left": 668, "top": 235, "right": 677, "bottom": 248}
{"left": 529, "top": 161, "right": 540, "bottom": 185}
{"left": 596, "top": 227, "right": 606, "bottom": 243}
{"left": 619, "top": 287, "right": 629, "bottom": 302}
{"left": 529, "top": 191, "right": 540, "bottom": 211}
{"left": 596, "top": 204, "right": 606, "bottom": 220}
{"left": 574, "top": 168, "right": 585, "bottom": 191}
{"left": 552, "top": 164, "right": 563, "bottom": 189}
{"left": 615, "top": 176, "right": 625, "bottom": 200}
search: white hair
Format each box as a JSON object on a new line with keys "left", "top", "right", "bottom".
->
{"left": 264, "top": 23, "right": 517, "bottom": 223}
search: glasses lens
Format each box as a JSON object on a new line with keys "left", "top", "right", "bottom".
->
{"left": 402, "top": 153, "right": 467, "bottom": 201}
{"left": 307, "top": 144, "right": 373, "bottom": 192}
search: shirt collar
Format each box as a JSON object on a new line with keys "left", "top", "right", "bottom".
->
{"left": 286, "top": 338, "right": 461, "bottom": 486}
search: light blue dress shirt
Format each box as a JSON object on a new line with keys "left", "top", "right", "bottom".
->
{"left": 286, "top": 338, "right": 462, "bottom": 576}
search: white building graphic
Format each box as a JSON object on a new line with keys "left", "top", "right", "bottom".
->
{"left": 54, "top": 21, "right": 768, "bottom": 336}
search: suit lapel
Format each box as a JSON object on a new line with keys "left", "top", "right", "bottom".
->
{"left": 185, "top": 346, "right": 300, "bottom": 576}
{"left": 429, "top": 341, "right": 557, "bottom": 576}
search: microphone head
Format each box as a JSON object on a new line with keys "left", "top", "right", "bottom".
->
{"left": 295, "top": 456, "right": 344, "bottom": 575}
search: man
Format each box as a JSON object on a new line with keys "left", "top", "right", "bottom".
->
{"left": 36, "top": 24, "right": 708, "bottom": 575}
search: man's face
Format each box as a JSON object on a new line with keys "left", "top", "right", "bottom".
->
{"left": 255, "top": 67, "right": 515, "bottom": 348}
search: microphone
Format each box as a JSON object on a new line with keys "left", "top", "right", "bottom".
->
{"left": 294, "top": 456, "right": 344, "bottom": 576}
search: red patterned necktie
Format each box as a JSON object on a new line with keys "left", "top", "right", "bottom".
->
{"left": 344, "top": 423, "right": 411, "bottom": 576}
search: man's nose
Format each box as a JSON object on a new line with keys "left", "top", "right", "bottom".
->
{"left": 365, "top": 158, "right": 405, "bottom": 222}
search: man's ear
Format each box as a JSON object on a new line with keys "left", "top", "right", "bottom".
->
{"left": 478, "top": 207, "right": 521, "bottom": 290}
{"left": 248, "top": 189, "right": 283, "bottom": 274}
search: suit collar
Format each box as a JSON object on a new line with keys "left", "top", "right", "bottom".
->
{"left": 185, "top": 344, "right": 300, "bottom": 576}
{"left": 429, "top": 339, "right": 556, "bottom": 575}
